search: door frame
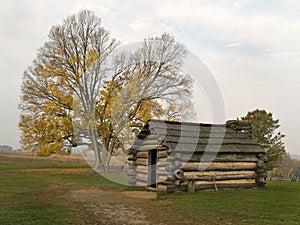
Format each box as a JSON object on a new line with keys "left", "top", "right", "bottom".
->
{"left": 148, "top": 149, "right": 158, "bottom": 188}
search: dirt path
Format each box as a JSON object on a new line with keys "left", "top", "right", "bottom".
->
{"left": 0, "top": 152, "right": 192, "bottom": 224}
{"left": 66, "top": 188, "right": 172, "bottom": 225}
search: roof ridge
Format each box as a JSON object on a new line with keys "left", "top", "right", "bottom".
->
{"left": 147, "top": 119, "right": 226, "bottom": 127}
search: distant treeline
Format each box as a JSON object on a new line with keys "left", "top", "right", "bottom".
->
{"left": 291, "top": 154, "right": 300, "bottom": 160}
{"left": 0, "top": 145, "right": 13, "bottom": 151}
{"left": 270, "top": 154, "right": 300, "bottom": 179}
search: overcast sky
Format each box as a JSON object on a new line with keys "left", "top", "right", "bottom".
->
{"left": 0, "top": 0, "right": 299, "bottom": 154}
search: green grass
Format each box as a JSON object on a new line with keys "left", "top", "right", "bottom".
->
{"left": 0, "top": 158, "right": 121, "bottom": 225}
{"left": 1, "top": 152, "right": 300, "bottom": 225}
{"left": 0, "top": 162, "right": 90, "bottom": 170}
{"left": 0, "top": 172, "right": 75, "bottom": 225}
{"left": 0, "top": 202, "right": 74, "bottom": 225}
{"left": 158, "top": 181, "right": 300, "bottom": 225}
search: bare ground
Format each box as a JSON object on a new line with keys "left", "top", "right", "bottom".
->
{"left": 1, "top": 151, "right": 194, "bottom": 225}
{"left": 67, "top": 188, "right": 169, "bottom": 225}
{"left": 0, "top": 151, "right": 85, "bottom": 164}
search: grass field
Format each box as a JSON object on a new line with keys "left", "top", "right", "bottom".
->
{"left": 159, "top": 182, "right": 300, "bottom": 225}
{"left": 0, "top": 151, "right": 300, "bottom": 225}
{"left": 0, "top": 152, "right": 120, "bottom": 225}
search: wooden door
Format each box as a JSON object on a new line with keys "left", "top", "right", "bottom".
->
{"left": 148, "top": 149, "right": 158, "bottom": 188}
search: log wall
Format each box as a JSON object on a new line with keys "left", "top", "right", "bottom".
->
{"left": 128, "top": 150, "right": 267, "bottom": 192}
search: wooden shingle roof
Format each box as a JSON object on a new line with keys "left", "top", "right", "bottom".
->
{"left": 131, "top": 120, "right": 265, "bottom": 153}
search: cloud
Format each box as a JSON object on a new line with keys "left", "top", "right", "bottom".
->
{"left": 260, "top": 49, "right": 299, "bottom": 58}
{"left": 225, "top": 42, "right": 242, "bottom": 48}
{"left": 156, "top": 0, "right": 300, "bottom": 55}
{"left": 0, "top": 0, "right": 300, "bottom": 153}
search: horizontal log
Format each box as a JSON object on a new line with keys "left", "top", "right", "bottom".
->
{"left": 135, "top": 168, "right": 172, "bottom": 175}
{"left": 136, "top": 172, "right": 148, "bottom": 180}
{"left": 166, "top": 148, "right": 173, "bottom": 154}
{"left": 181, "top": 152, "right": 257, "bottom": 157}
{"left": 134, "top": 149, "right": 170, "bottom": 158}
{"left": 216, "top": 174, "right": 256, "bottom": 181}
{"left": 156, "top": 150, "right": 170, "bottom": 159}
{"left": 182, "top": 161, "right": 256, "bottom": 168}
{"left": 166, "top": 164, "right": 176, "bottom": 172}
{"left": 133, "top": 159, "right": 148, "bottom": 166}
{"left": 128, "top": 155, "right": 137, "bottom": 161}
{"left": 184, "top": 170, "right": 255, "bottom": 177}
{"left": 158, "top": 157, "right": 169, "bottom": 163}
{"left": 166, "top": 182, "right": 259, "bottom": 192}
{"left": 133, "top": 162, "right": 148, "bottom": 166}
{"left": 163, "top": 160, "right": 183, "bottom": 168}
{"left": 174, "top": 160, "right": 183, "bottom": 168}
{"left": 181, "top": 157, "right": 259, "bottom": 163}
{"left": 131, "top": 144, "right": 168, "bottom": 151}
{"left": 179, "top": 183, "right": 258, "bottom": 191}
{"left": 182, "top": 165, "right": 257, "bottom": 171}
{"left": 136, "top": 176, "right": 148, "bottom": 183}
{"left": 179, "top": 173, "right": 257, "bottom": 182}
{"left": 157, "top": 161, "right": 171, "bottom": 167}
{"left": 145, "top": 187, "right": 156, "bottom": 192}
{"left": 166, "top": 175, "right": 177, "bottom": 182}
{"left": 127, "top": 170, "right": 137, "bottom": 176}
{"left": 158, "top": 154, "right": 169, "bottom": 159}
{"left": 135, "top": 152, "right": 148, "bottom": 158}
{"left": 128, "top": 167, "right": 136, "bottom": 172}
{"left": 158, "top": 180, "right": 174, "bottom": 186}
{"left": 137, "top": 139, "right": 161, "bottom": 146}
{"left": 135, "top": 180, "right": 147, "bottom": 185}
{"left": 173, "top": 153, "right": 182, "bottom": 160}
{"left": 199, "top": 183, "right": 258, "bottom": 190}
{"left": 166, "top": 156, "right": 175, "bottom": 162}
{"left": 158, "top": 175, "right": 168, "bottom": 182}
{"left": 194, "top": 179, "right": 256, "bottom": 185}
{"left": 165, "top": 136, "right": 257, "bottom": 145}
{"left": 173, "top": 144, "right": 265, "bottom": 153}
{"left": 158, "top": 170, "right": 172, "bottom": 176}
{"left": 136, "top": 165, "right": 147, "bottom": 170}
{"left": 136, "top": 168, "right": 147, "bottom": 174}
{"left": 167, "top": 184, "right": 180, "bottom": 193}
{"left": 157, "top": 184, "right": 168, "bottom": 191}
{"left": 135, "top": 170, "right": 170, "bottom": 178}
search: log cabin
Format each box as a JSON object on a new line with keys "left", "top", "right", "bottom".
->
{"left": 128, "top": 120, "right": 267, "bottom": 193}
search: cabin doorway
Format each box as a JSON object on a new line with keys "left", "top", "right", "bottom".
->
{"left": 148, "top": 149, "right": 158, "bottom": 188}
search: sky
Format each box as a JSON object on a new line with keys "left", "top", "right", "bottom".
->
{"left": 0, "top": 0, "right": 299, "bottom": 154}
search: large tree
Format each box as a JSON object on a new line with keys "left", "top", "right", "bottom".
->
{"left": 241, "top": 109, "right": 286, "bottom": 170}
{"left": 20, "top": 10, "right": 118, "bottom": 164}
{"left": 19, "top": 10, "right": 193, "bottom": 170}
{"left": 95, "top": 34, "right": 193, "bottom": 168}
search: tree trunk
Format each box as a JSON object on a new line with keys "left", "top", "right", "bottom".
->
{"left": 89, "top": 126, "right": 102, "bottom": 170}
{"left": 103, "top": 139, "right": 116, "bottom": 172}
{"left": 105, "top": 153, "right": 113, "bottom": 171}
{"left": 99, "top": 141, "right": 110, "bottom": 172}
